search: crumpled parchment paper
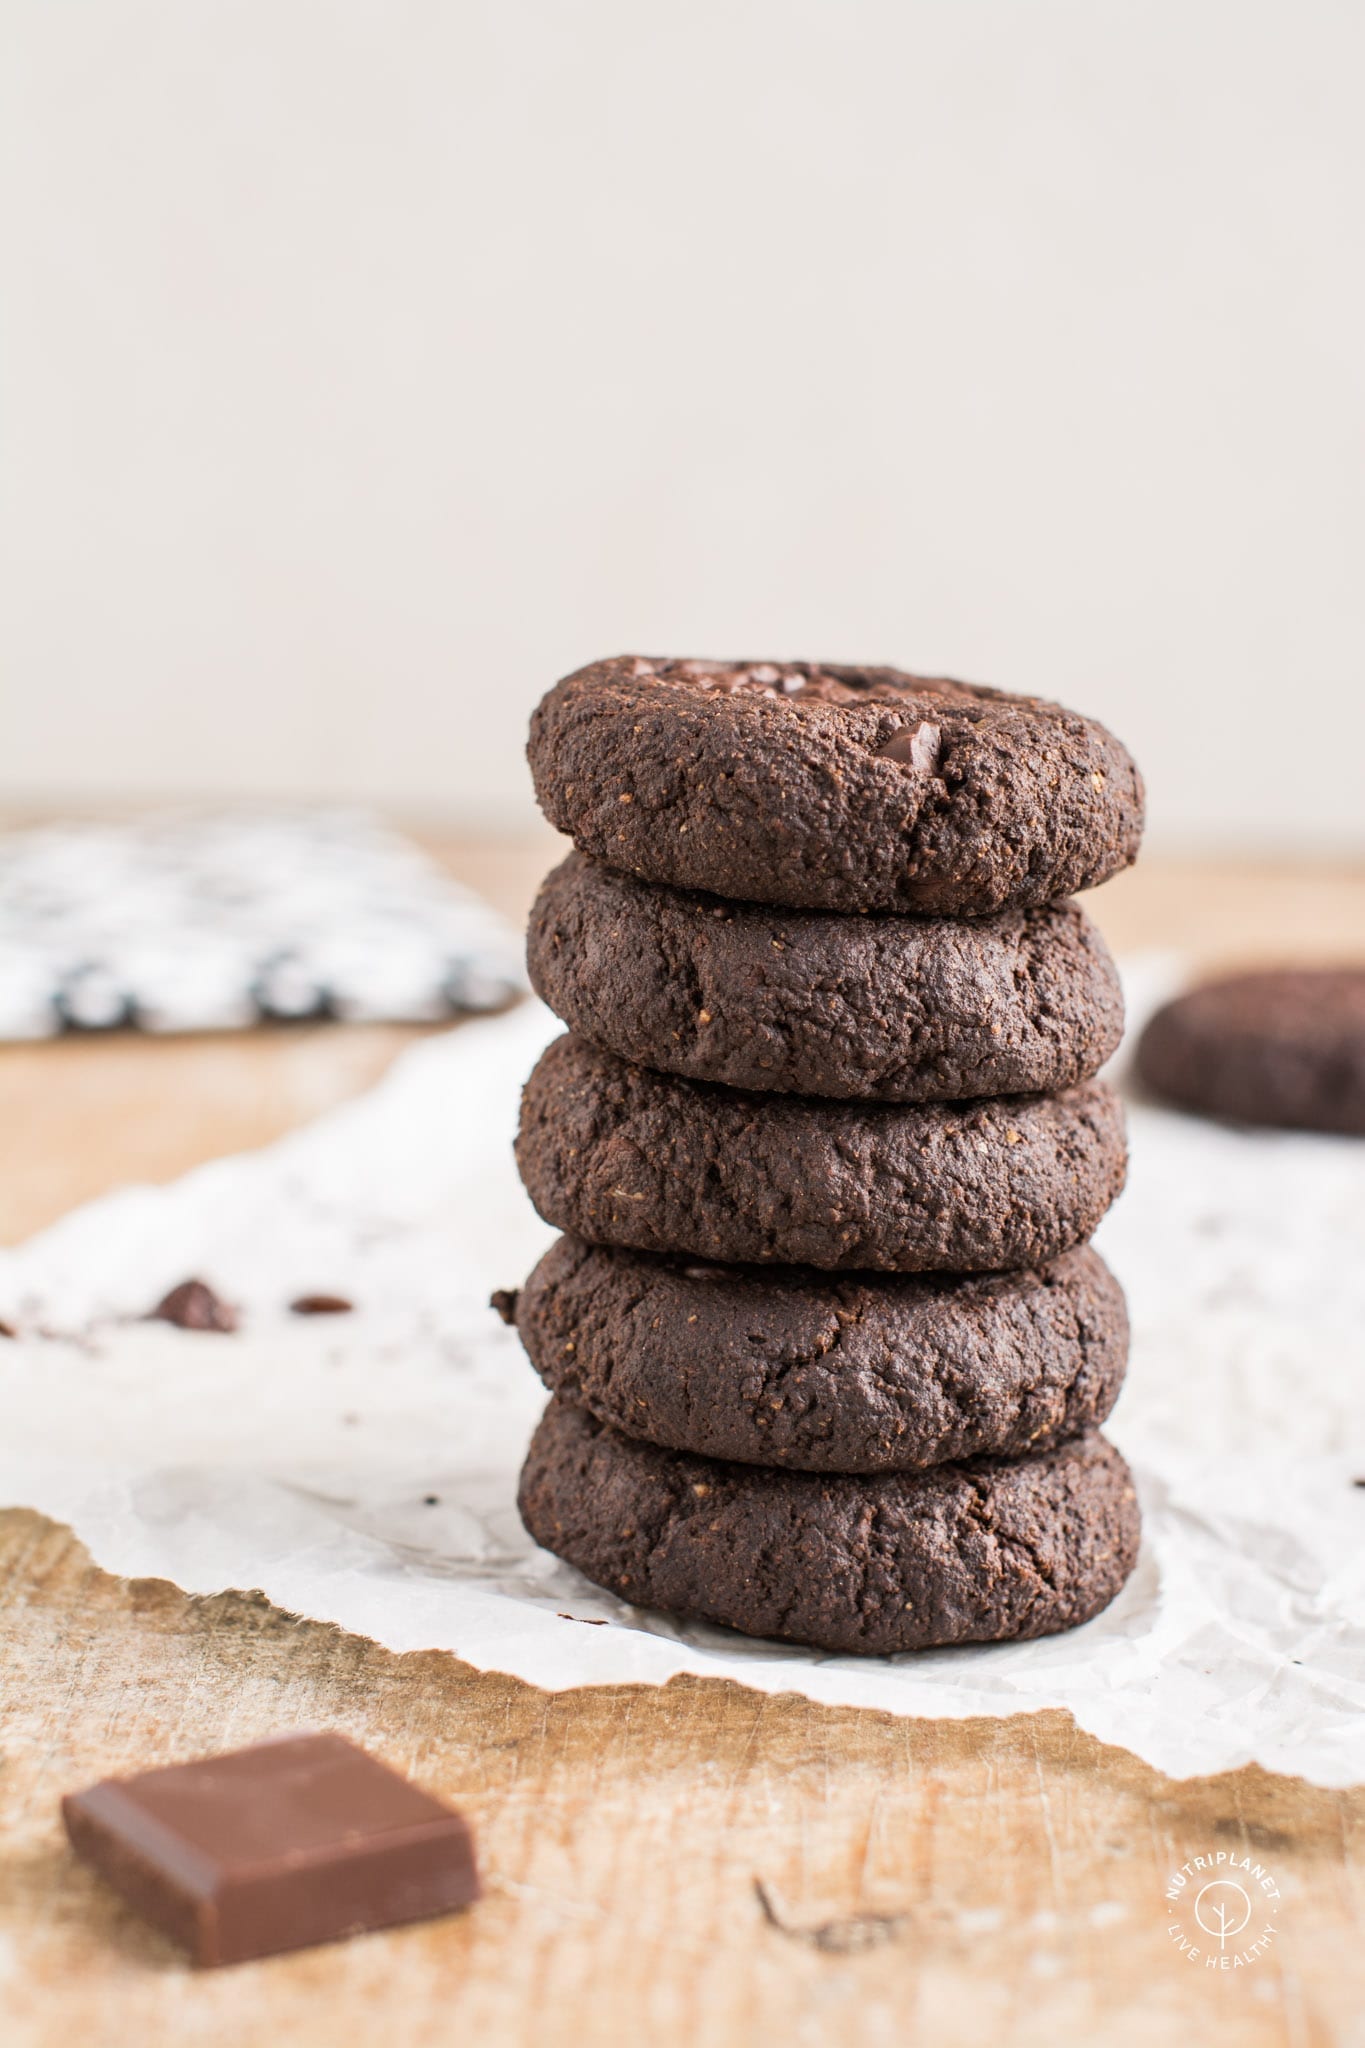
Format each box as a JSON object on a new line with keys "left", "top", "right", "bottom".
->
{"left": 1, "top": 970, "right": 1360, "bottom": 1785}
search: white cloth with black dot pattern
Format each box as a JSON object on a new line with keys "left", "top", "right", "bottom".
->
{"left": 0, "top": 811, "right": 523, "bottom": 1037}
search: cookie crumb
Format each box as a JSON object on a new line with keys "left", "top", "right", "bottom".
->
{"left": 0, "top": 1318, "right": 16, "bottom": 1339}
{"left": 490, "top": 1288, "right": 520, "bottom": 1325}
{"left": 148, "top": 1280, "right": 238, "bottom": 1334}
{"left": 290, "top": 1293, "right": 353, "bottom": 1316}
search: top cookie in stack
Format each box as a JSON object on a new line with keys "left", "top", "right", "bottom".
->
{"left": 504, "top": 656, "right": 1144, "bottom": 1657}
{"left": 527, "top": 655, "right": 1142, "bottom": 915}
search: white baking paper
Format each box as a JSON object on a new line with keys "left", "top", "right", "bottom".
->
{"left": 0, "top": 969, "right": 1361, "bottom": 1786}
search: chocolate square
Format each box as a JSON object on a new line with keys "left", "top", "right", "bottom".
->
{"left": 62, "top": 1730, "right": 480, "bottom": 1965}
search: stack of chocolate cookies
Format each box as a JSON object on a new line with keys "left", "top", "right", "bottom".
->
{"left": 500, "top": 657, "right": 1146, "bottom": 1655}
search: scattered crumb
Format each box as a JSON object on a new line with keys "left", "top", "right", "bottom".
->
{"left": 289, "top": 1293, "right": 354, "bottom": 1316}
{"left": 557, "top": 1613, "right": 608, "bottom": 1626}
{"left": 489, "top": 1288, "right": 520, "bottom": 1325}
{"left": 148, "top": 1280, "right": 238, "bottom": 1334}
{"left": 0, "top": 1318, "right": 17, "bottom": 1339}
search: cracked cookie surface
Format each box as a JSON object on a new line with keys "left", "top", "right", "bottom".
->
{"left": 518, "top": 1397, "right": 1141, "bottom": 1653}
{"left": 507, "top": 1237, "right": 1128, "bottom": 1472}
{"left": 528, "top": 853, "right": 1124, "bottom": 1102}
{"left": 527, "top": 656, "right": 1144, "bottom": 915}
{"left": 515, "top": 1034, "right": 1128, "bottom": 1272}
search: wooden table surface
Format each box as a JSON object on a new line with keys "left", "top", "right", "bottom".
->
{"left": 2, "top": 832, "right": 1363, "bottom": 2047}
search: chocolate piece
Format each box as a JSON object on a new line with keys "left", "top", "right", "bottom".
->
{"left": 877, "top": 722, "right": 941, "bottom": 771}
{"left": 289, "top": 1293, "right": 354, "bottom": 1316}
{"left": 148, "top": 1280, "right": 239, "bottom": 1334}
{"left": 62, "top": 1731, "right": 480, "bottom": 1966}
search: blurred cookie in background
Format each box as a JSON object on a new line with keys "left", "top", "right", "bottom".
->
{"left": 1137, "top": 967, "right": 1365, "bottom": 1135}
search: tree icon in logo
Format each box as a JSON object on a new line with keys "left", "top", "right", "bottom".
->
{"left": 1194, "top": 1880, "right": 1252, "bottom": 1948}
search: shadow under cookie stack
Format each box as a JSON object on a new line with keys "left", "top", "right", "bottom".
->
{"left": 499, "top": 656, "right": 1146, "bottom": 1655}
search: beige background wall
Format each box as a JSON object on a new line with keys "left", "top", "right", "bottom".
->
{"left": 2, "top": 1, "right": 1362, "bottom": 846}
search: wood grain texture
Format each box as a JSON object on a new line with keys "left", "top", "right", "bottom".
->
{"left": 1, "top": 837, "right": 1363, "bottom": 2042}
{"left": 2, "top": 1510, "right": 1361, "bottom": 2048}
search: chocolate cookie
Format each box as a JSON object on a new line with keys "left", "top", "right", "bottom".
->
{"left": 510, "top": 1237, "right": 1129, "bottom": 1473}
{"left": 1137, "top": 968, "right": 1365, "bottom": 1135}
{"left": 519, "top": 1398, "right": 1140, "bottom": 1654}
{"left": 528, "top": 656, "right": 1144, "bottom": 916}
{"left": 528, "top": 853, "right": 1124, "bottom": 1102}
{"left": 516, "top": 1034, "right": 1127, "bottom": 1272}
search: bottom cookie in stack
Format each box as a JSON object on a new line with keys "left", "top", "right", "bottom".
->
{"left": 499, "top": 1239, "right": 1139, "bottom": 1654}
{"left": 518, "top": 1398, "right": 1139, "bottom": 1657}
